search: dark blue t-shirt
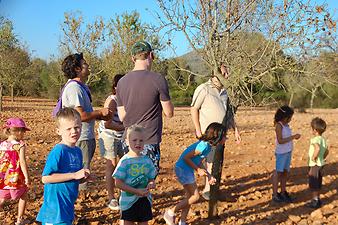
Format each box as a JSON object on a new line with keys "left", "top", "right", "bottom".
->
{"left": 37, "top": 144, "right": 83, "bottom": 224}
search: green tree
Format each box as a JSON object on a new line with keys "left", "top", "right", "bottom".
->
{"left": 155, "top": 0, "right": 337, "bottom": 107}
{"left": 0, "top": 17, "right": 30, "bottom": 110}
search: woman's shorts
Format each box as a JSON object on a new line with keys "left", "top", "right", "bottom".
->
{"left": 175, "top": 166, "right": 195, "bottom": 185}
{"left": 0, "top": 186, "right": 28, "bottom": 200}
{"left": 308, "top": 166, "right": 323, "bottom": 190}
{"left": 98, "top": 132, "right": 125, "bottom": 160}
{"left": 121, "top": 197, "right": 152, "bottom": 222}
{"left": 275, "top": 151, "right": 292, "bottom": 172}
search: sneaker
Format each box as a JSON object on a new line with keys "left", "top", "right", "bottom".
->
{"left": 307, "top": 199, "right": 322, "bottom": 209}
{"left": 164, "top": 210, "right": 175, "bottom": 225}
{"left": 201, "top": 191, "right": 210, "bottom": 200}
{"left": 281, "top": 191, "right": 294, "bottom": 203}
{"left": 107, "top": 199, "right": 119, "bottom": 210}
{"left": 272, "top": 193, "right": 283, "bottom": 203}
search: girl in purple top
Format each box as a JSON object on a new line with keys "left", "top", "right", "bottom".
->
{"left": 164, "top": 122, "right": 226, "bottom": 225}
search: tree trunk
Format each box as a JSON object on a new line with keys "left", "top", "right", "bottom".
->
{"left": 208, "top": 143, "right": 224, "bottom": 218}
{"left": 11, "top": 85, "right": 14, "bottom": 104}
{"left": 310, "top": 89, "right": 315, "bottom": 112}
{"left": 208, "top": 99, "right": 234, "bottom": 218}
{"left": 289, "top": 92, "right": 294, "bottom": 107}
{"left": 0, "top": 84, "right": 3, "bottom": 112}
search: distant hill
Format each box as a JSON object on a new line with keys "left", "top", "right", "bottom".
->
{"left": 178, "top": 51, "right": 210, "bottom": 78}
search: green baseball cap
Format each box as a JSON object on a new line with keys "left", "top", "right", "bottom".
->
{"left": 131, "top": 41, "right": 152, "bottom": 55}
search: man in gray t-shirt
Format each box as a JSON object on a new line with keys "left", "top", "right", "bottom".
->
{"left": 116, "top": 41, "right": 174, "bottom": 174}
{"left": 61, "top": 53, "right": 111, "bottom": 189}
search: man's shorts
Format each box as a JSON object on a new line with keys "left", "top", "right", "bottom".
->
{"left": 175, "top": 166, "right": 195, "bottom": 185}
{"left": 98, "top": 132, "right": 126, "bottom": 160}
{"left": 76, "top": 139, "right": 96, "bottom": 170}
{"left": 121, "top": 197, "right": 152, "bottom": 222}
{"left": 0, "top": 187, "right": 28, "bottom": 200}
{"left": 309, "top": 166, "right": 323, "bottom": 190}
{"left": 275, "top": 151, "right": 292, "bottom": 172}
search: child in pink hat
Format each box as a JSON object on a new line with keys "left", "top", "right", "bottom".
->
{"left": 0, "top": 118, "right": 30, "bottom": 225}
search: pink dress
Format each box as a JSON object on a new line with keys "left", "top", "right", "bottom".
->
{"left": 0, "top": 140, "right": 26, "bottom": 190}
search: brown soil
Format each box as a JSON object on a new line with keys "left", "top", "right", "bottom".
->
{"left": 0, "top": 98, "right": 337, "bottom": 225}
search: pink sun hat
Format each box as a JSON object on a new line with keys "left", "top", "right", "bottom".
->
{"left": 3, "top": 118, "right": 31, "bottom": 131}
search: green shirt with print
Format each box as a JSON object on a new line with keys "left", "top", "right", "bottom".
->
{"left": 308, "top": 136, "right": 327, "bottom": 167}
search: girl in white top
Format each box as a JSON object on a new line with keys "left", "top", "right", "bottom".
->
{"left": 97, "top": 74, "right": 125, "bottom": 210}
{"left": 272, "top": 105, "right": 301, "bottom": 203}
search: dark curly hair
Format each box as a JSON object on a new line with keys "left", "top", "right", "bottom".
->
{"left": 61, "top": 53, "right": 83, "bottom": 79}
{"left": 112, "top": 74, "right": 124, "bottom": 95}
{"left": 274, "top": 105, "right": 294, "bottom": 125}
{"left": 200, "top": 122, "right": 226, "bottom": 146}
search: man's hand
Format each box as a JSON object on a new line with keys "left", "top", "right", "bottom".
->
{"left": 208, "top": 176, "right": 216, "bottom": 185}
{"left": 195, "top": 130, "right": 202, "bottom": 139}
{"left": 235, "top": 129, "right": 241, "bottom": 144}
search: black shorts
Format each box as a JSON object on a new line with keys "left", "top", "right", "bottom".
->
{"left": 308, "top": 166, "right": 323, "bottom": 190}
{"left": 121, "top": 197, "right": 153, "bottom": 222}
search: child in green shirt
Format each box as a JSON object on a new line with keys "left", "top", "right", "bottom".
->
{"left": 307, "top": 117, "right": 329, "bottom": 208}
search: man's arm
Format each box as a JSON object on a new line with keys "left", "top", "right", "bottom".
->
{"left": 161, "top": 100, "right": 174, "bottom": 118}
{"left": 75, "top": 106, "right": 110, "bottom": 122}
{"left": 117, "top": 106, "right": 126, "bottom": 122}
{"left": 191, "top": 106, "right": 202, "bottom": 138}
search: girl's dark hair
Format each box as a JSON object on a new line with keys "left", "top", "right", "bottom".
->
{"left": 274, "top": 105, "right": 294, "bottom": 125}
{"left": 112, "top": 74, "right": 124, "bottom": 94}
{"left": 200, "top": 122, "right": 226, "bottom": 146}
{"left": 61, "top": 53, "right": 83, "bottom": 79}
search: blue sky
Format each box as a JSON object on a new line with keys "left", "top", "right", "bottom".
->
{"left": 0, "top": 0, "right": 337, "bottom": 61}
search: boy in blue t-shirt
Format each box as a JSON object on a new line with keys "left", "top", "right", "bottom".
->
{"left": 37, "top": 108, "right": 90, "bottom": 225}
{"left": 113, "top": 125, "right": 156, "bottom": 224}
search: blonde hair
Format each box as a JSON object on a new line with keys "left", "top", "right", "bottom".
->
{"left": 125, "top": 125, "right": 145, "bottom": 140}
{"left": 55, "top": 107, "right": 81, "bottom": 127}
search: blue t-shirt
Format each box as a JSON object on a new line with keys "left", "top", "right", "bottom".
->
{"left": 175, "top": 140, "right": 211, "bottom": 172}
{"left": 37, "top": 144, "right": 83, "bottom": 224}
{"left": 112, "top": 154, "right": 156, "bottom": 211}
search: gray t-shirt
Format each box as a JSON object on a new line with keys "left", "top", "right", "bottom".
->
{"left": 116, "top": 70, "right": 171, "bottom": 144}
{"left": 62, "top": 80, "right": 95, "bottom": 141}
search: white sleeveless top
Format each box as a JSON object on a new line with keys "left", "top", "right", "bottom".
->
{"left": 98, "top": 95, "right": 123, "bottom": 139}
{"left": 275, "top": 122, "right": 293, "bottom": 154}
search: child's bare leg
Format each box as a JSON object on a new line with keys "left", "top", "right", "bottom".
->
{"left": 106, "top": 158, "right": 117, "bottom": 201}
{"left": 120, "top": 220, "right": 135, "bottom": 225}
{"left": 173, "top": 183, "right": 199, "bottom": 217}
{"left": 203, "top": 162, "right": 212, "bottom": 193}
{"left": 280, "top": 171, "right": 288, "bottom": 193}
{"left": 312, "top": 190, "right": 319, "bottom": 199}
{"left": 17, "top": 193, "right": 27, "bottom": 223}
{"left": 272, "top": 170, "right": 280, "bottom": 195}
{"left": 180, "top": 188, "right": 193, "bottom": 223}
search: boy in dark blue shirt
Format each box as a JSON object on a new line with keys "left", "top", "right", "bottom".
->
{"left": 37, "top": 108, "right": 90, "bottom": 225}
